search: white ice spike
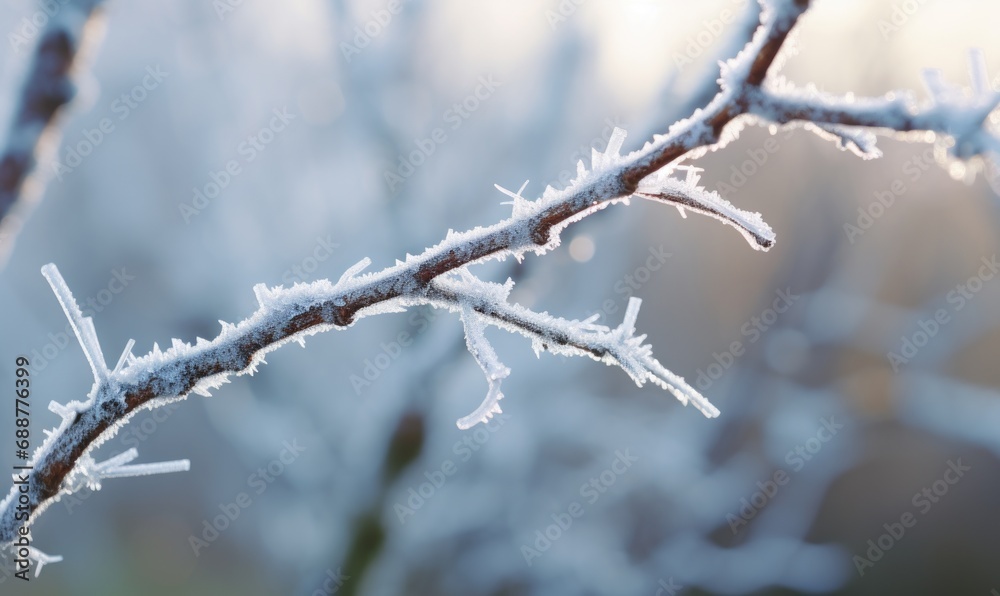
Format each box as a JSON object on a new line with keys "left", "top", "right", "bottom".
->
{"left": 41, "top": 264, "right": 109, "bottom": 384}
{"left": 456, "top": 304, "right": 511, "bottom": 429}
{"left": 63, "top": 449, "right": 190, "bottom": 493}
{"left": 337, "top": 257, "right": 372, "bottom": 286}
{"left": 111, "top": 338, "right": 135, "bottom": 377}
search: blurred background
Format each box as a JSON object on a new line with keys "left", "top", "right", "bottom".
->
{"left": 1, "top": 0, "right": 999, "bottom": 594}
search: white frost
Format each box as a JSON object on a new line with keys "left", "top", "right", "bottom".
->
{"left": 637, "top": 166, "right": 775, "bottom": 250}
{"left": 456, "top": 303, "right": 512, "bottom": 430}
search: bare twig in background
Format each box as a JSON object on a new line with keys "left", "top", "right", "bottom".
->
{"left": 2, "top": 0, "right": 999, "bottom": 574}
{"left": 0, "top": 0, "right": 107, "bottom": 267}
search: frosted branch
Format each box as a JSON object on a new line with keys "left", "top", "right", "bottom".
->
{"left": 2, "top": 0, "right": 994, "bottom": 567}
{"left": 636, "top": 166, "right": 775, "bottom": 250}
{"left": 0, "top": 0, "right": 108, "bottom": 266}
{"left": 746, "top": 49, "right": 1000, "bottom": 170}
{"left": 1, "top": 544, "right": 63, "bottom": 578}
{"left": 456, "top": 300, "right": 511, "bottom": 430}
{"left": 426, "top": 275, "right": 719, "bottom": 419}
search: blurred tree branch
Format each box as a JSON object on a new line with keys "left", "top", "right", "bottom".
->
{"left": 0, "top": 0, "right": 107, "bottom": 267}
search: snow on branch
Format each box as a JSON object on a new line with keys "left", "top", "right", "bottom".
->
{"left": 746, "top": 49, "right": 1000, "bottom": 173}
{"left": 0, "top": 0, "right": 108, "bottom": 267}
{"left": 425, "top": 274, "right": 719, "bottom": 420}
{"left": 456, "top": 299, "right": 511, "bottom": 430}
{"left": 3, "top": 0, "right": 998, "bottom": 569}
{"left": 62, "top": 449, "right": 190, "bottom": 494}
{"left": 1, "top": 544, "right": 62, "bottom": 579}
{"left": 637, "top": 165, "right": 775, "bottom": 250}
{"left": 0, "top": 266, "right": 192, "bottom": 575}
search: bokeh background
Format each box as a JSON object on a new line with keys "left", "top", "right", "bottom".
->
{"left": 1, "top": 0, "right": 999, "bottom": 594}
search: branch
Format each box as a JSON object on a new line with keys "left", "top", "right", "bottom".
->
{"left": 746, "top": 49, "right": 1000, "bottom": 164}
{"left": 3, "top": 0, "right": 999, "bottom": 572}
{"left": 0, "top": 0, "right": 107, "bottom": 266}
{"left": 659, "top": 0, "right": 763, "bottom": 125}
{"left": 425, "top": 274, "right": 719, "bottom": 425}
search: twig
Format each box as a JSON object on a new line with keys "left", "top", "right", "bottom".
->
{"left": 1, "top": 0, "right": 998, "bottom": 573}
{"left": 0, "top": 0, "right": 107, "bottom": 266}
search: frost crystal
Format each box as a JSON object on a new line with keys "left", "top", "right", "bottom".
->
{"left": 496, "top": 180, "right": 538, "bottom": 221}
{"left": 637, "top": 166, "right": 775, "bottom": 250}
{"left": 41, "top": 263, "right": 110, "bottom": 387}
{"left": 428, "top": 274, "right": 719, "bottom": 424}
{"left": 63, "top": 449, "right": 189, "bottom": 493}
{"left": 0, "top": 265, "right": 193, "bottom": 569}
{"left": 456, "top": 304, "right": 511, "bottom": 430}
{"left": 919, "top": 50, "right": 1000, "bottom": 162}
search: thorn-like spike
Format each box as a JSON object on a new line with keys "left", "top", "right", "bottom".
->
{"left": 48, "top": 401, "right": 74, "bottom": 421}
{"left": 338, "top": 257, "right": 372, "bottom": 285}
{"left": 40, "top": 264, "right": 109, "bottom": 383}
{"left": 605, "top": 127, "right": 627, "bottom": 157}
{"left": 253, "top": 283, "right": 271, "bottom": 307}
{"left": 111, "top": 339, "right": 135, "bottom": 377}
